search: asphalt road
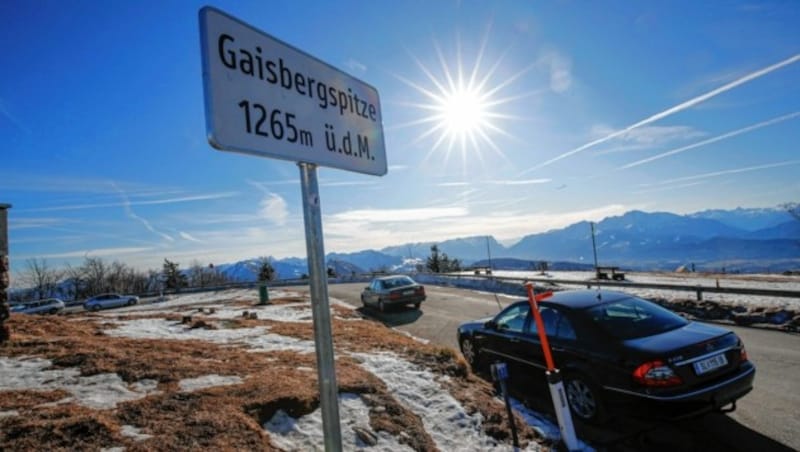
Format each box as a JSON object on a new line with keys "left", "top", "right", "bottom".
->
{"left": 308, "top": 282, "right": 799, "bottom": 452}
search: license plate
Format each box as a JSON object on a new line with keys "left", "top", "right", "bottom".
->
{"left": 403, "top": 290, "right": 415, "bottom": 295}
{"left": 693, "top": 353, "right": 728, "bottom": 375}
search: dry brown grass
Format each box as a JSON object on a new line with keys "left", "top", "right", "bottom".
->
{"left": 1, "top": 298, "right": 545, "bottom": 451}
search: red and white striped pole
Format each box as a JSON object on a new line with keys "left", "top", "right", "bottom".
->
{"left": 525, "top": 283, "right": 580, "bottom": 451}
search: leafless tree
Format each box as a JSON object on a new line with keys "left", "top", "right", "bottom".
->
{"left": 17, "top": 258, "right": 62, "bottom": 300}
{"left": 82, "top": 256, "right": 109, "bottom": 295}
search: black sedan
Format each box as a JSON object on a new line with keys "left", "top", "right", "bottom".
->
{"left": 361, "top": 275, "right": 426, "bottom": 312}
{"left": 457, "top": 290, "right": 755, "bottom": 423}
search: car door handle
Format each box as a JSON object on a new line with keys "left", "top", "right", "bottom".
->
{"left": 509, "top": 338, "right": 520, "bottom": 343}
{"left": 551, "top": 346, "right": 565, "bottom": 352}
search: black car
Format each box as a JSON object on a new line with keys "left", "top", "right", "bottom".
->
{"left": 361, "top": 275, "right": 426, "bottom": 312}
{"left": 457, "top": 290, "right": 755, "bottom": 423}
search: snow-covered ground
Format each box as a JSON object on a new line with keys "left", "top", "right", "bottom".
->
{"left": 3, "top": 288, "right": 592, "bottom": 451}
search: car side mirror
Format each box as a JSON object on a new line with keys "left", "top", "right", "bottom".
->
{"left": 484, "top": 320, "right": 498, "bottom": 330}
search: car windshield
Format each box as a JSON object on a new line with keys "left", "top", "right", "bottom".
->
{"left": 383, "top": 277, "right": 414, "bottom": 289}
{"left": 586, "top": 297, "right": 688, "bottom": 340}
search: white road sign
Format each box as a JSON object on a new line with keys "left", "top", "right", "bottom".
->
{"left": 199, "top": 7, "right": 387, "bottom": 176}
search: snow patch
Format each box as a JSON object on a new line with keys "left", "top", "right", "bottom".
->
{"left": 353, "top": 352, "right": 539, "bottom": 451}
{"left": 179, "top": 375, "right": 243, "bottom": 392}
{"left": 105, "top": 318, "right": 315, "bottom": 354}
{"left": 265, "top": 393, "right": 413, "bottom": 451}
{"left": 0, "top": 357, "right": 158, "bottom": 409}
{"left": 120, "top": 424, "right": 152, "bottom": 441}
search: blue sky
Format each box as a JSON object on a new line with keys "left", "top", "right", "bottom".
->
{"left": 1, "top": 0, "right": 798, "bottom": 272}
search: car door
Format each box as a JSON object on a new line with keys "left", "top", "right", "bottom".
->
{"left": 98, "top": 294, "right": 112, "bottom": 307}
{"left": 506, "top": 305, "right": 583, "bottom": 391}
{"left": 110, "top": 295, "right": 124, "bottom": 307}
{"left": 480, "top": 303, "right": 532, "bottom": 380}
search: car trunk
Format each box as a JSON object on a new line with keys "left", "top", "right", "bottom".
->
{"left": 389, "top": 285, "right": 424, "bottom": 301}
{"left": 624, "top": 322, "right": 743, "bottom": 387}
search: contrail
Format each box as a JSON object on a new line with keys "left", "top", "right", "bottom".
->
{"left": 619, "top": 111, "right": 800, "bottom": 169}
{"left": 111, "top": 182, "right": 174, "bottom": 242}
{"left": 518, "top": 53, "right": 800, "bottom": 175}
{"left": 639, "top": 159, "right": 800, "bottom": 187}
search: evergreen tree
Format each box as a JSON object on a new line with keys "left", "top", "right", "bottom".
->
{"left": 256, "top": 257, "right": 275, "bottom": 282}
{"left": 163, "top": 259, "right": 187, "bottom": 291}
{"left": 426, "top": 244, "right": 441, "bottom": 273}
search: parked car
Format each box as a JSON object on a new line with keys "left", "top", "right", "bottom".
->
{"left": 457, "top": 289, "right": 755, "bottom": 423}
{"left": 9, "top": 298, "right": 65, "bottom": 315}
{"left": 361, "top": 275, "right": 426, "bottom": 312}
{"left": 83, "top": 293, "right": 139, "bottom": 311}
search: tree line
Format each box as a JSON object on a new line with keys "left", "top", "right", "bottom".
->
{"left": 11, "top": 256, "right": 276, "bottom": 302}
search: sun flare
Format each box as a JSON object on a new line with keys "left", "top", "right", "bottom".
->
{"left": 438, "top": 86, "right": 490, "bottom": 136}
{"left": 395, "top": 32, "right": 530, "bottom": 166}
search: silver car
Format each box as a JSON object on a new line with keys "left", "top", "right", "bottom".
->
{"left": 83, "top": 293, "right": 139, "bottom": 311}
{"left": 10, "top": 298, "right": 66, "bottom": 315}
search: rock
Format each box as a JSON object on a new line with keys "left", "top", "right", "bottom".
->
{"left": 353, "top": 426, "right": 378, "bottom": 446}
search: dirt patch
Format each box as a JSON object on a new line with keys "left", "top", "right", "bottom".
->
{"left": 0, "top": 389, "right": 70, "bottom": 412}
{"left": 1, "top": 405, "right": 124, "bottom": 450}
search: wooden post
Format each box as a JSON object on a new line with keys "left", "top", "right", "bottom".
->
{"left": 0, "top": 203, "right": 11, "bottom": 343}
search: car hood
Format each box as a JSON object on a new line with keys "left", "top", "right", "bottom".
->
{"left": 623, "top": 321, "right": 732, "bottom": 355}
{"left": 458, "top": 317, "right": 494, "bottom": 333}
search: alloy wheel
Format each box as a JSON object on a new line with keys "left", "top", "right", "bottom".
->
{"left": 461, "top": 338, "right": 475, "bottom": 366}
{"left": 565, "top": 377, "right": 598, "bottom": 420}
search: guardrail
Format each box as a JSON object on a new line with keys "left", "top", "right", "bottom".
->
{"left": 426, "top": 273, "right": 800, "bottom": 301}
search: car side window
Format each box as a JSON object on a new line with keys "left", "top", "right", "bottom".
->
{"left": 526, "top": 307, "right": 577, "bottom": 340}
{"left": 495, "top": 304, "right": 529, "bottom": 333}
{"left": 554, "top": 314, "right": 577, "bottom": 340}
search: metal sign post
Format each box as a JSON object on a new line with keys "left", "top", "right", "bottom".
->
{"left": 299, "top": 162, "right": 341, "bottom": 450}
{"left": 490, "top": 362, "right": 519, "bottom": 449}
{"left": 199, "top": 7, "right": 387, "bottom": 451}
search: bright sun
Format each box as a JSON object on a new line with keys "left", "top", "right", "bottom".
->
{"left": 439, "top": 86, "right": 489, "bottom": 136}
{"left": 395, "top": 33, "right": 528, "bottom": 165}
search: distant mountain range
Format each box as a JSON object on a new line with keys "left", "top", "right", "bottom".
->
{"left": 216, "top": 206, "right": 800, "bottom": 279}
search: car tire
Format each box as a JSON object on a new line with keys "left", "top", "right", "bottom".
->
{"left": 91, "top": 305, "right": 101, "bottom": 312}
{"left": 413, "top": 302, "right": 421, "bottom": 310}
{"left": 49, "top": 308, "right": 58, "bottom": 315}
{"left": 564, "top": 372, "right": 607, "bottom": 424}
{"left": 459, "top": 337, "right": 479, "bottom": 371}
{"left": 127, "top": 299, "right": 135, "bottom": 306}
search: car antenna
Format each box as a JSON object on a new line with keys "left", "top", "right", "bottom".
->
{"left": 493, "top": 291, "right": 503, "bottom": 312}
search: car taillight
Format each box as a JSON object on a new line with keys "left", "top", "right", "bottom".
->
{"left": 417, "top": 287, "right": 425, "bottom": 295}
{"left": 633, "top": 360, "right": 682, "bottom": 387}
{"left": 389, "top": 292, "right": 400, "bottom": 300}
{"left": 740, "top": 345, "right": 748, "bottom": 362}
